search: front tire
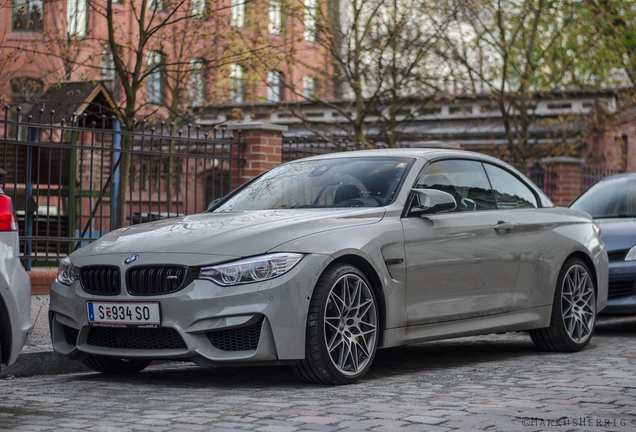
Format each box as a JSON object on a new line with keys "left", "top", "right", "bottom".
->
{"left": 294, "top": 264, "right": 379, "bottom": 385}
{"left": 82, "top": 355, "right": 152, "bottom": 374}
{"left": 530, "top": 257, "right": 596, "bottom": 352}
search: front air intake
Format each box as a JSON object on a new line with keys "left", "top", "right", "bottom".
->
{"left": 206, "top": 317, "right": 264, "bottom": 351}
{"left": 87, "top": 327, "right": 187, "bottom": 350}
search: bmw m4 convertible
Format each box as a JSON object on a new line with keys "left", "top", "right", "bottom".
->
{"left": 49, "top": 149, "right": 608, "bottom": 384}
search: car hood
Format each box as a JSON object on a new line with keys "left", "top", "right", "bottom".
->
{"left": 595, "top": 218, "right": 636, "bottom": 251}
{"left": 72, "top": 208, "right": 385, "bottom": 260}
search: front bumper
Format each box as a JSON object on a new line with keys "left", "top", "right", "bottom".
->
{"left": 601, "top": 260, "right": 636, "bottom": 315}
{"left": 49, "top": 253, "right": 327, "bottom": 365}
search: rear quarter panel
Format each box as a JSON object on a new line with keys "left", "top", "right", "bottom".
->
{"left": 508, "top": 207, "right": 608, "bottom": 312}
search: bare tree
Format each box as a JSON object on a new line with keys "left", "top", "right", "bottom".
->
{"left": 241, "top": 0, "right": 452, "bottom": 146}
{"left": 437, "top": 0, "right": 580, "bottom": 162}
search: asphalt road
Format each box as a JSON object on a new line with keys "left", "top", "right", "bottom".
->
{"left": 1, "top": 316, "right": 635, "bottom": 432}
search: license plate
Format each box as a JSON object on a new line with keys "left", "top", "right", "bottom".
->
{"left": 87, "top": 302, "right": 161, "bottom": 328}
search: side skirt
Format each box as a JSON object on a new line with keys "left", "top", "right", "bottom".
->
{"left": 383, "top": 306, "right": 552, "bottom": 348}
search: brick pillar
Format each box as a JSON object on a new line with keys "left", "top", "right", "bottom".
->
{"left": 542, "top": 157, "right": 585, "bottom": 207}
{"left": 227, "top": 123, "right": 288, "bottom": 186}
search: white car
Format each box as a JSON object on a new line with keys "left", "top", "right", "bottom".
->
{"left": 0, "top": 175, "right": 32, "bottom": 367}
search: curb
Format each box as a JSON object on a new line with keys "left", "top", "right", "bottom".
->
{"left": 2, "top": 350, "right": 88, "bottom": 378}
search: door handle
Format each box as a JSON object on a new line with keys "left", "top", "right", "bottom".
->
{"left": 494, "top": 221, "right": 514, "bottom": 233}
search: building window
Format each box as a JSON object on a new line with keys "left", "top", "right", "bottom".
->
{"left": 303, "top": 75, "right": 315, "bottom": 98}
{"left": 10, "top": 77, "right": 43, "bottom": 103}
{"left": 149, "top": 0, "right": 164, "bottom": 12}
{"left": 146, "top": 51, "right": 164, "bottom": 105}
{"left": 67, "top": 0, "right": 88, "bottom": 37}
{"left": 267, "top": 70, "right": 284, "bottom": 102}
{"left": 101, "top": 44, "right": 116, "bottom": 92}
{"left": 230, "top": 64, "right": 244, "bottom": 103}
{"left": 12, "top": 0, "right": 44, "bottom": 32}
{"left": 231, "top": 0, "right": 244, "bottom": 27}
{"left": 189, "top": 59, "right": 205, "bottom": 108}
{"left": 191, "top": 0, "right": 206, "bottom": 17}
{"left": 304, "top": 0, "right": 316, "bottom": 42}
{"left": 269, "top": 0, "right": 282, "bottom": 35}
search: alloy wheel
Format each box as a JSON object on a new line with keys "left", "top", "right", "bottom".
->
{"left": 323, "top": 273, "right": 378, "bottom": 376}
{"left": 561, "top": 264, "right": 595, "bottom": 344}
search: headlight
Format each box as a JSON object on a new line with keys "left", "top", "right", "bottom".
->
{"left": 199, "top": 253, "right": 303, "bottom": 286}
{"left": 57, "top": 258, "right": 80, "bottom": 285}
{"left": 625, "top": 245, "right": 636, "bottom": 261}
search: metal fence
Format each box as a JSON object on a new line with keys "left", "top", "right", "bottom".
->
{"left": 516, "top": 161, "right": 557, "bottom": 200}
{"left": 581, "top": 166, "right": 621, "bottom": 191}
{"left": 282, "top": 138, "right": 391, "bottom": 163}
{"left": 1, "top": 106, "right": 245, "bottom": 267}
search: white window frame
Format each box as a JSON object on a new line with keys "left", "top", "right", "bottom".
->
{"left": 191, "top": 0, "right": 205, "bottom": 17}
{"left": 67, "top": 0, "right": 88, "bottom": 37}
{"left": 149, "top": 0, "right": 164, "bottom": 12}
{"left": 230, "top": 64, "right": 244, "bottom": 103}
{"left": 267, "top": 70, "right": 283, "bottom": 102}
{"left": 268, "top": 0, "right": 282, "bottom": 35}
{"left": 12, "top": 0, "right": 44, "bottom": 32}
{"left": 231, "top": 0, "right": 244, "bottom": 27}
{"left": 304, "top": 0, "right": 316, "bottom": 42}
{"left": 189, "top": 58, "right": 205, "bottom": 108}
{"left": 146, "top": 51, "right": 163, "bottom": 105}
{"left": 303, "top": 75, "right": 315, "bottom": 98}
{"left": 101, "top": 44, "right": 116, "bottom": 91}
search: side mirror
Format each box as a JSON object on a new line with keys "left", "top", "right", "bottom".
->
{"left": 409, "top": 188, "right": 456, "bottom": 216}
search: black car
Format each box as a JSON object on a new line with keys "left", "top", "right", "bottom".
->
{"left": 570, "top": 172, "right": 636, "bottom": 314}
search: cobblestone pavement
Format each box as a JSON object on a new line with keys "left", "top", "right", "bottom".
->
{"left": 1, "top": 317, "right": 635, "bottom": 432}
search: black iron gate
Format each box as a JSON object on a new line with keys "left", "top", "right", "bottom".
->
{"left": 1, "top": 106, "right": 245, "bottom": 266}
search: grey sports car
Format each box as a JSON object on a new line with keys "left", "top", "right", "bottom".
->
{"left": 49, "top": 149, "right": 608, "bottom": 384}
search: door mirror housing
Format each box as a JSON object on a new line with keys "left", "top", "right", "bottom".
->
{"left": 409, "top": 188, "right": 456, "bottom": 216}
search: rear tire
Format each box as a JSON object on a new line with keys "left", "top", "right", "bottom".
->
{"left": 530, "top": 257, "right": 596, "bottom": 352}
{"left": 82, "top": 355, "right": 152, "bottom": 374}
{"left": 293, "top": 263, "right": 379, "bottom": 385}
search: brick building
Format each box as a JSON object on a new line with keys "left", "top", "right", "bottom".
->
{"left": 0, "top": 0, "right": 328, "bottom": 119}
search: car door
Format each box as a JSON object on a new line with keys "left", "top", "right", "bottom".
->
{"left": 402, "top": 159, "right": 521, "bottom": 325}
{"left": 480, "top": 162, "right": 554, "bottom": 311}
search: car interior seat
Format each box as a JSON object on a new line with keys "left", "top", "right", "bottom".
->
{"left": 333, "top": 184, "right": 361, "bottom": 205}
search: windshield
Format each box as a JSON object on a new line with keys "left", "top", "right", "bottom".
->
{"left": 215, "top": 157, "right": 413, "bottom": 211}
{"left": 570, "top": 175, "right": 636, "bottom": 218}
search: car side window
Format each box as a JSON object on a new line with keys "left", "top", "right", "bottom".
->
{"left": 414, "top": 159, "right": 496, "bottom": 212}
{"left": 483, "top": 163, "right": 538, "bottom": 209}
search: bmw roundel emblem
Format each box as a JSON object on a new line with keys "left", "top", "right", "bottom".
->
{"left": 124, "top": 255, "right": 139, "bottom": 265}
